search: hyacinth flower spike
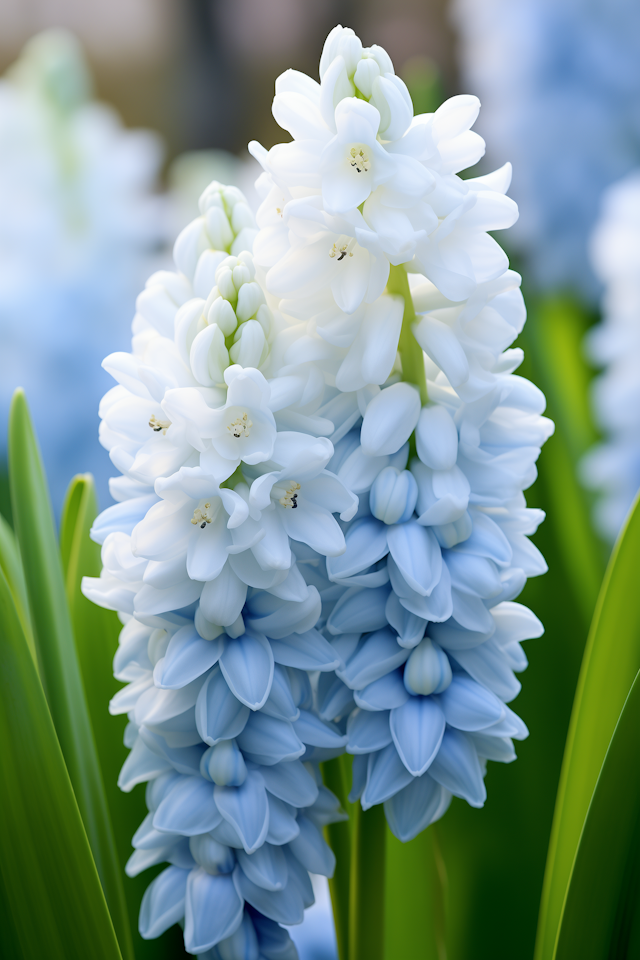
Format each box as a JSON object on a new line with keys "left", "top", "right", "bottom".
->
{"left": 83, "top": 24, "right": 552, "bottom": 960}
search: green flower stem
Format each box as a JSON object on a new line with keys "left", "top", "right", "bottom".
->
{"left": 387, "top": 264, "right": 428, "bottom": 405}
{"left": 349, "top": 803, "right": 387, "bottom": 960}
{"left": 322, "top": 755, "right": 353, "bottom": 960}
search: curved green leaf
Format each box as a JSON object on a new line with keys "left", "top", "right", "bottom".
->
{"left": 0, "top": 511, "right": 35, "bottom": 664}
{"left": 0, "top": 564, "right": 122, "bottom": 959}
{"left": 8, "top": 389, "right": 133, "bottom": 960}
{"left": 61, "top": 474, "right": 163, "bottom": 958}
{"left": 535, "top": 489, "right": 640, "bottom": 960}
{"left": 555, "top": 669, "right": 640, "bottom": 958}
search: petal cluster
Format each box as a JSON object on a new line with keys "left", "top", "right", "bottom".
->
{"left": 85, "top": 24, "right": 552, "bottom": 955}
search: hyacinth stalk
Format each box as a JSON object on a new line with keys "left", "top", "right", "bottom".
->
{"left": 81, "top": 24, "right": 553, "bottom": 959}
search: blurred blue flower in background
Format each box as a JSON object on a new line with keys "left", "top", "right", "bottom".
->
{"left": 580, "top": 171, "right": 640, "bottom": 538}
{"left": 0, "top": 29, "right": 165, "bottom": 514}
{"left": 453, "top": 0, "right": 640, "bottom": 300}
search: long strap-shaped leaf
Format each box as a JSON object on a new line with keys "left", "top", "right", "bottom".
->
{"left": 554, "top": 669, "right": 640, "bottom": 957}
{"left": 0, "top": 565, "right": 122, "bottom": 959}
{"left": 535, "top": 489, "right": 640, "bottom": 960}
{"left": 8, "top": 390, "right": 134, "bottom": 960}
{"left": 0, "top": 511, "right": 36, "bottom": 664}
{"left": 61, "top": 474, "right": 160, "bottom": 957}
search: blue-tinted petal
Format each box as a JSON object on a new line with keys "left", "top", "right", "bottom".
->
{"left": 139, "top": 865, "right": 188, "bottom": 939}
{"left": 259, "top": 759, "right": 319, "bottom": 808}
{"left": 237, "top": 843, "right": 288, "bottom": 892}
{"left": 184, "top": 868, "right": 244, "bottom": 953}
{"left": 153, "top": 775, "right": 222, "bottom": 836}
{"left": 156, "top": 624, "right": 224, "bottom": 689}
{"left": 237, "top": 712, "right": 305, "bottom": 765}
{"left": 214, "top": 770, "right": 270, "bottom": 853}
{"left": 390, "top": 696, "right": 445, "bottom": 777}
{"left": 346, "top": 709, "right": 392, "bottom": 754}
{"left": 196, "top": 666, "right": 250, "bottom": 745}
{"left": 384, "top": 773, "right": 451, "bottom": 842}
{"left": 428, "top": 728, "right": 486, "bottom": 807}
{"left": 220, "top": 632, "right": 275, "bottom": 710}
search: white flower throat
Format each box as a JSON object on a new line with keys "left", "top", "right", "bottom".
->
{"left": 149, "top": 414, "right": 171, "bottom": 435}
{"left": 349, "top": 146, "right": 370, "bottom": 174}
{"left": 227, "top": 412, "right": 252, "bottom": 438}
{"left": 329, "top": 236, "right": 356, "bottom": 262}
{"left": 274, "top": 480, "right": 301, "bottom": 509}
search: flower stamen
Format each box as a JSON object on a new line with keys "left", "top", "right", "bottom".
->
{"left": 329, "top": 237, "right": 356, "bottom": 261}
{"left": 227, "top": 413, "right": 252, "bottom": 438}
{"left": 149, "top": 414, "right": 171, "bottom": 435}
{"left": 191, "top": 502, "right": 214, "bottom": 529}
{"left": 278, "top": 481, "right": 301, "bottom": 509}
{"left": 349, "top": 146, "right": 370, "bottom": 173}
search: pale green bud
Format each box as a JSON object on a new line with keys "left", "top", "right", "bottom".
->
{"left": 255, "top": 303, "right": 272, "bottom": 336}
{"left": 205, "top": 205, "right": 234, "bottom": 251}
{"left": 208, "top": 294, "right": 237, "bottom": 337}
{"left": 229, "top": 320, "right": 268, "bottom": 367}
{"left": 354, "top": 58, "right": 380, "bottom": 98}
{"left": 232, "top": 263, "right": 251, "bottom": 289}
{"left": 236, "top": 281, "right": 265, "bottom": 322}
{"left": 190, "top": 323, "right": 229, "bottom": 385}
{"left": 216, "top": 265, "right": 237, "bottom": 303}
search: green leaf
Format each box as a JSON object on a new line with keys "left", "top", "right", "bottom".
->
{"left": 60, "top": 473, "right": 166, "bottom": 959}
{"left": 0, "top": 564, "right": 122, "bottom": 959}
{"left": 535, "top": 489, "right": 640, "bottom": 960}
{"left": 554, "top": 669, "right": 640, "bottom": 958}
{"left": 0, "top": 511, "right": 36, "bottom": 665}
{"left": 8, "top": 389, "right": 134, "bottom": 960}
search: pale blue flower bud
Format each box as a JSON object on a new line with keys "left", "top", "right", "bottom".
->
{"left": 189, "top": 834, "right": 236, "bottom": 875}
{"left": 403, "top": 637, "right": 452, "bottom": 695}
{"left": 369, "top": 466, "right": 418, "bottom": 524}
{"left": 200, "top": 739, "right": 248, "bottom": 786}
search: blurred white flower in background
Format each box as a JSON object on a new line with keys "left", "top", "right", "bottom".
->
{"left": 452, "top": 0, "right": 640, "bottom": 300}
{"left": 581, "top": 172, "right": 640, "bottom": 539}
{"left": 0, "top": 29, "right": 165, "bottom": 512}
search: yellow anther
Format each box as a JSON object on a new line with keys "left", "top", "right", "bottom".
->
{"left": 349, "top": 146, "right": 370, "bottom": 173}
{"left": 149, "top": 414, "right": 171, "bottom": 435}
{"left": 191, "top": 502, "right": 213, "bottom": 529}
{"left": 228, "top": 413, "right": 252, "bottom": 438}
{"left": 279, "top": 481, "right": 301, "bottom": 509}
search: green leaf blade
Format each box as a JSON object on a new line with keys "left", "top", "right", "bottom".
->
{"left": 535, "top": 489, "right": 640, "bottom": 960}
{"left": 555, "top": 670, "right": 640, "bottom": 958}
{"left": 8, "top": 389, "right": 134, "bottom": 960}
{"left": 0, "top": 564, "right": 122, "bottom": 960}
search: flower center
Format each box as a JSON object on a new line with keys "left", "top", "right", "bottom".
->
{"left": 349, "top": 146, "right": 370, "bottom": 173}
{"left": 191, "top": 502, "right": 214, "bottom": 529}
{"left": 149, "top": 414, "right": 171, "bottom": 435}
{"left": 329, "top": 236, "right": 356, "bottom": 262}
{"left": 277, "top": 481, "right": 301, "bottom": 509}
{"left": 227, "top": 413, "right": 252, "bottom": 438}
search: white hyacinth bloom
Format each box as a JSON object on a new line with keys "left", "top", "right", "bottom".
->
{"left": 581, "top": 171, "right": 640, "bottom": 539}
{"left": 0, "top": 30, "right": 165, "bottom": 510}
{"left": 84, "top": 24, "right": 552, "bottom": 956}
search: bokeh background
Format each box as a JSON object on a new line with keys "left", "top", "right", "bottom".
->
{"left": 1, "top": 2, "right": 638, "bottom": 959}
